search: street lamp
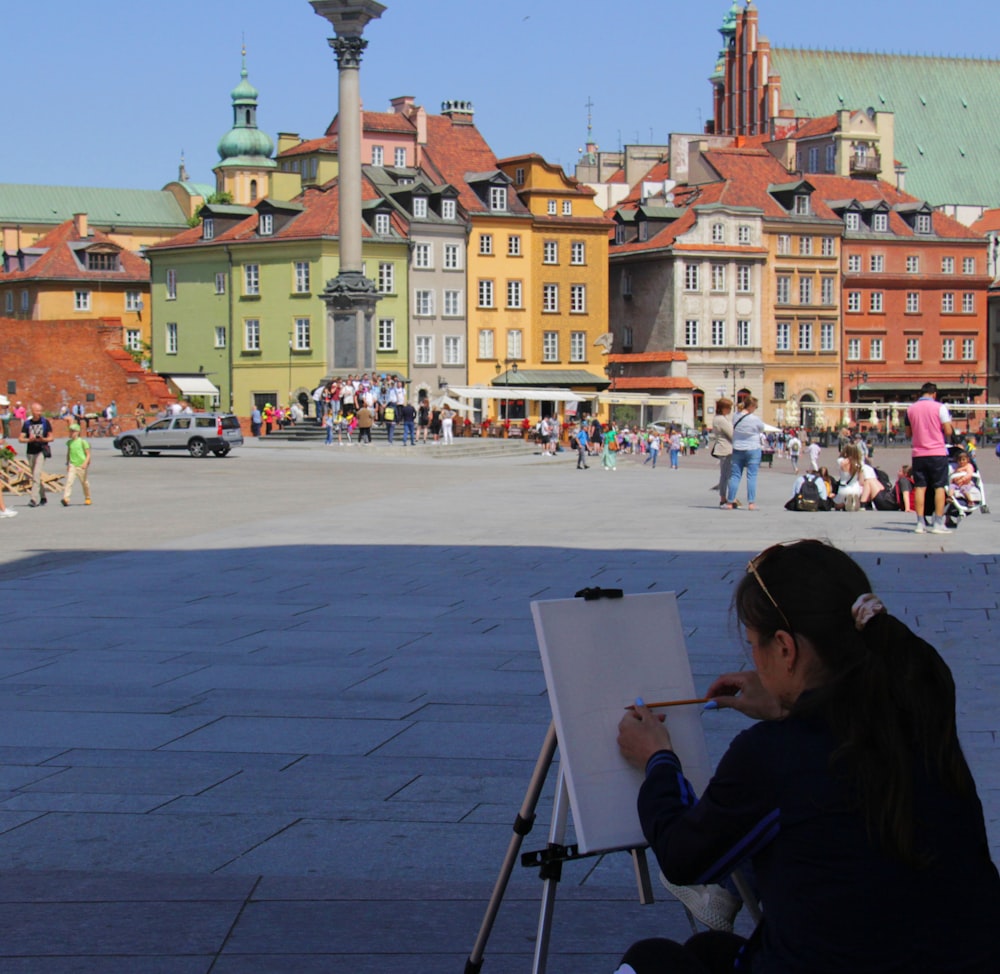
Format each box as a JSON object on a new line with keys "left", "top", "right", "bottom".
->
{"left": 495, "top": 359, "right": 517, "bottom": 420}
{"left": 847, "top": 369, "right": 868, "bottom": 428}
{"left": 287, "top": 331, "right": 294, "bottom": 406}
{"left": 959, "top": 371, "right": 977, "bottom": 434}
{"left": 722, "top": 365, "right": 745, "bottom": 401}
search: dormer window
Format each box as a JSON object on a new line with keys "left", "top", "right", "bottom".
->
{"left": 86, "top": 251, "right": 120, "bottom": 271}
{"left": 873, "top": 212, "right": 888, "bottom": 233}
{"left": 916, "top": 213, "right": 932, "bottom": 234}
{"left": 845, "top": 212, "right": 861, "bottom": 232}
{"left": 489, "top": 186, "right": 507, "bottom": 212}
{"left": 374, "top": 212, "right": 391, "bottom": 236}
{"left": 442, "top": 199, "right": 456, "bottom": 221}
{"left": 413, "top": 197, "right": 428, "bottom": 219}
{"left": 614, "top": 224, "right": 625, "bottom": 245}
{"left": 259, "top": 213, "right": 273, "bottom": 236}
{"left": 203, "top": 218, "right": 215, "bottom": 240}
{"left": 793, "top": 194, "right": 811, "bottom": 215}
{"left": 638, "top": 221, "right": 649, "bottom": 242}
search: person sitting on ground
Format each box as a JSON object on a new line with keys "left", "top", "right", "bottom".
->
{"left": 817, "top": 465, "right": 838, "bottom": 499}
{"left": 615, "top": 539, "right": 1000, "bottom": 974}
{"left": 784, "top": 469, "right": 830, "bottom": 511}
{"left": 834, "top": 444, "right": 879, "bottom": 510}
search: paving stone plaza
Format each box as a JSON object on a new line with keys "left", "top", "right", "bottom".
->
{"left": 1, "top": 436, "right": 998, "bottom": 972}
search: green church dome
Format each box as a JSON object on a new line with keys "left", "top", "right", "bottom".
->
{"left": 217, "top": 55, "right": 275, "bottom": 165}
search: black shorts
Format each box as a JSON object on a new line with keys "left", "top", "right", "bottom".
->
{"left": 911, "top": 454, "right": 950, "bottom": 490}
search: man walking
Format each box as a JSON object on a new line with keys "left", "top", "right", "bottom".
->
{"left": 905, "top": 382, "right": 953, "bottom": 534}
{"left": 643, "top": 430, "right": 660, "bottom": 468}
{"left": 19, "top": 402, "right": 54, "bottom": 507}
{"left": 575, "top": 424, "right": 590, "bottom": 469}
{"left": 787, "top": 432, "right": 802, "bottom": 473}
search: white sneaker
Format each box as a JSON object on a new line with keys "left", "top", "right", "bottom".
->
{"left": 0, "top": 509, "right": 17, "bottom": 518}
{"left": 928, "top": 522, "right": 950, "bottom": 534}
{"left": 659, "top": 874, "right": 740, "bottom": 932}
{"left": 914, "top": 520, "right": 926, "bottom": 533}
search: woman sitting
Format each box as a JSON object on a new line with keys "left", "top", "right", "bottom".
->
{"left": 833, "top": 444, "right": 880, "bottom": 510}
{"left": 616, "top": 540, "right": 1000, "bottom": 974}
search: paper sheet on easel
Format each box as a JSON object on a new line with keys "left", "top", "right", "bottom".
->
{"left": 532, "top": 592, "right": 713, "bottom": 855}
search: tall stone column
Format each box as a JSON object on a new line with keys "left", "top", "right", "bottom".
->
{"left": 311, "top": 1, "right": 386, "bottom": 376}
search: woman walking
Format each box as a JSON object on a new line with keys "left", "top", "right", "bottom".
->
{"left": 710, "top": 398, "right": 734, "bottom": 506}
{"left": 723, "top": 397, "right": 765, "bottom": 510}
{"left": 601, "top": 424, "right": 619, "bottom": 471}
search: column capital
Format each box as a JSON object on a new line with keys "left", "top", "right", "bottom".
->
{"left": 311, "top": 0, "right": 386, "bottom": 38}
{"left": 328, "top": 35, "right": 368, "bottom": 70}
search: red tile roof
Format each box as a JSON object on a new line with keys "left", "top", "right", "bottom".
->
{"left": 278, "top": 136, "right": 338, "bottom": 158}
{"left": 787, "top": 115, "right": 838, "bottom": 139}
{"left": 969, "top": 209, "right": 1000, "bottom": 235}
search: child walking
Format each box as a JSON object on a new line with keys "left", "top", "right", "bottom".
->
{"left": 62, "top": 423, "right": 92, "bottom": 506}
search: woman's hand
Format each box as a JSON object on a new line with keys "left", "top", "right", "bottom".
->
{"left": 617, "top": 705, "right": 672, "bottom": 770}
{"left": 706, "top": 671, "right": 787, "bottom": 721}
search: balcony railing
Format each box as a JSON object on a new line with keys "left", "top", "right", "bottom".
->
{"left": 850, "top": 152, "right": 881, "bottom": 175}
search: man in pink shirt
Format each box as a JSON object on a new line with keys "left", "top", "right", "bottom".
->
{"left": 904, "top": 382, "right": 953, "bottom": 534}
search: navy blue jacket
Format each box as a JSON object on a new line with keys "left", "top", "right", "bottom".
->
{"left": 639, "top": 712, "right": 1000, "bottom": 973}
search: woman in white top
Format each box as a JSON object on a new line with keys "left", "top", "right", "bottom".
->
{"left": 723, "top": 397, "right": 766, "bottom": 510}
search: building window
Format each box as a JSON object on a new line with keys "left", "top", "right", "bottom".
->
{"left": 870, "top": 292, "right": 884, "bottom": 312}
{"left": 712, "top": 223, "right": 725, "bottom": 243}
{"left": 543, "top": 241, "right": 558, "bottom": 264}
{"left": 942, "top": 256, "right": 955, "bottom": 274}
{"left": 962, "top": 338, "right": 975, "bottom": 360}
{"left": 825, "top": 144, "right": 836, "bottom": 172}
{"left": 684, "top": 320, "right": 699, "bottom": 346}
{"left": 166, "top": 269, "right": 177, "bottom": 299}
{"left": 623, "top": 325, "right": 634, "bottom": 349}
{"left": 942, "top": 292, "right": 955, "bottom": 313}
{"left": 793, "top": 195, "right": 811, "bottom": 215}
{"left": 443, "top": 290, "right": 462, "bottom": 316}
{"left": 74, "top": 290, "right": 91, "bottom": 311}
{"left": 372, "top": 145, "right": 384, "bottom": 165}
{"left": 259, "top": 213, "right": 273, "bottom": 236}
{"left": 202, "top": 218, "right": 215, "bottom": 240}
{"left": 916, "top": 213, "right": 932, "bottom": 234}
{"left": 415, "top": 335, "right": 433, "bottom": 365}
{"left": 962, "top": 292, "right": 975, "bottom": 313}
{"left": 289, "top": 262, "right": 308, "bottom": 294}
{"left": 711, "top": 263, "right": 726, "bottom": 292}
{"left": 847, "top": 254, "right": 861, "bottom": 273}
{"left": 845, "top": 212, "right": 860, "bottom": 232}
{"left": 738, "top": 224, "right": 752, "bottom": 244}
{"left": 776, "top": 276, "right": 791, "bottom": 304}
{"left": 414, "top": 243, "right": 432, "bottom": 269}
{"left": 507, "top": 329, "right": 522, "bottom": 359}
{"left": 818, "top": 236, "right": 834, "bottom": 257}
{"left": 444, "top": 244, "right": 460, "bottom": 270}
{"left": 869, "top": 253, "right": 884, "bottom": 273}
{"left": 906, "top": 255, "right": 919, "bottom": 273}
{"left": 412, "top": 197, "right": 428, "bottom": 219}
{"left": 774, "top": 380, "right": 787, "bottom": 402}
{"left": 85, "top": 251, "right": 119, "bottom": 271}
{"left": 736, "top": 265, "right": 752, "bottom": 293}
{"left": 214, "top": 326, "right": 226, "bottom": 349}
{"left": 414, "top": 289, "right": 434, "bottom": 316}
{"left": 807, "top": 146, "right": 819, "bottom": 171}
{"left": 478, "top": 329, "right": 494, "bottom": 359}
{"left": 794, "top": 321, "right": 811, "bottom": 351}
{"left": 215, "top": 271, "right": 226, "bottom": 295}
{"left": 490, "top": 186, "right": 508, "bottom": 212}
{"left": 374, "top": 212, "right": 390, "bottom": 235}
{"left": 777, "top": 234, "right": 791, "bottom": 255}
{"left": 243, "top": 319, "right": 259, "bottom": 351}
{"left": 443, "top": 335, "right": 462, "bottom": 365}
{"left": 126, "top": 328, "right": 142, "bottom": 350}
{"left": 543, "top": 283, "right": 559, "bottom": 312}
{"left": 378, "top": 262, "right": 394, "bottom": 294}
{"left": 963, "top": 256, "right": 975, "bottom": 274}
{"left": 799, "top": 235, "right": 813, "bottom": 256}
{"left": 394, "top": 147, "right": 407, "bottom": 167}
{"left": 514, "top": 167, "right": 525, "bottom": 185}
{"left": 906, "top": 338, "right": 920, "bottom": 361}
{"left": 736, "top": 320, "right": 750, "bottom": 346}
{"left": 873, "top": 212, "right": 888, "bottom": 232}
{"left": 820, "top": 277, "right": 834, "bottom": 305}
{"left": 847, "top": 337, "right": 861, "bottom": 360}
{"left": 570, "top": 284, "right": 586, "bottom": 313}
{"left": 125, "top": 290, "right": 142, "bottom": 312}
{"left": 166, "top": 321, "right": 178, "bottom": 353}
{"left": 547, "top": 200, "right": 557, "bottom": 215}
{"left": 506, "top": 280, "right": 522, "bottom": 309}
{"left": 442, "top": 199, "right": 456, "bottom": 221}
{"left": 847, "top": 291, "right": 861, "bottom": 313}
{"left": 820, "top": 321, "right": 834, "bottom": 351}
{"left": 244, "top": 264, "right": 260, "bottom": 295}
{"left": 614, "top": 224, "right": 626, "bottom": 245}
{"left": 711, "top": 319, "right": 726, "bottom": 346}
{"left": 479, "top": 233, "right": 493, "bottom": 256}
{"left": 570, "top": 331, "right": 585, "bottom": 361}
{"left": 799, "top": 277, "right": 813, "bottom": 305}
{"left": 543, "top": 331, "right": 558, "bottom": 361}
{"left": 942, "top": 338, "right": 955, "bottom": 360}
{"left": 870, "top": 338, "right": 883, "bottom": 360}
{"left": 294, "top": 317, "right": 310, "bottom": 350}
{"left": 4, "top": 292, "right": 12, "bottom": 313}
{"left": 560, "top": 200, "right": 571, "bottom": 216}
{"left": 776, "top": 322, "right": 791, "bottom": 351}
{"left": 684, "top": 263, "right": 700, "bottom": 291}
{"left": 508, "top": 235, "right": 522, "bottom": 257}
{"left": 906, "top": 292, "right": 920, "bottom": 313}
{"left": 570, "top": 241, "right": 585, "bottom": 265}
{"left": 478, "top": 279, "right": 494, "bottom": 308}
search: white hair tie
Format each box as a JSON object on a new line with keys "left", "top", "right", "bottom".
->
{"left": 852, "top": 593, "right": 886, "bottom": 631}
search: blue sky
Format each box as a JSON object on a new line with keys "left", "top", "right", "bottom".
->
{"left": 5, "top": 0, "right": 996, "bottom": 191}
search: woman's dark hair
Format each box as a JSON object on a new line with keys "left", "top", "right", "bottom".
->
{"left": 735, "top": 539, "right": 974, "bottom": 865}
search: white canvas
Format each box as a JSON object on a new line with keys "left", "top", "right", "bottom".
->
{"left": 532, "top": 592, "right": 713, "bottom": 855}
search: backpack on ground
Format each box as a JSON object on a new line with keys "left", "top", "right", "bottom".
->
{"left": 787, "top": 473, "right": 823, "bottom": 512}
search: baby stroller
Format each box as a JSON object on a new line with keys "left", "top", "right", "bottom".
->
{"left": 943, "top": 445, "right": 989, "bottom": 527}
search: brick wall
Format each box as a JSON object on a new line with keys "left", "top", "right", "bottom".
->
{"left": 0, "top": 317, "right": 176, "bottom": 428}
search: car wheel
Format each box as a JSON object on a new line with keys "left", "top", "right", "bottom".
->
{"left": 119, "top": 437, "right": 141, "bottom": 458}
{"left": 188, "top": 438, "right": 208, "bottom": 458}
{"left": 212, "top": 445, "right": 231, "bottom": 457}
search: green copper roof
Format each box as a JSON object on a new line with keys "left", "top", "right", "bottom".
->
{"left": 217, "top": 55, "right": 275, "bottom": 165}
{"left": 0, "top": 183, "right": 189, "bottom": 228}
{"left": 772, "top": 48, "right": 1000, "bottom": 207}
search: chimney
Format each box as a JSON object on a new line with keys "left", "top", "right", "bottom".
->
{"left": 441, "top": 99, "right": 475, "bottom": 125}
{"left": 277, "top": 132, "right": 302, "bottom": 154}
{"left": 390, "top": 95, "right": 416, "bottom": 116}
{"left": 73, "top": 213, "right": 89, "bottom": 238}
{"left": 2, "top": 227, "right": 21, "bottom": 253}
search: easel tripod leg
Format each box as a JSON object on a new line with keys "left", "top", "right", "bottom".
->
{"left": 464, "top": 722, "right": 558, "bottom": 974}
{"left": 531, "top": 768, "right": 570, "bottom": 974}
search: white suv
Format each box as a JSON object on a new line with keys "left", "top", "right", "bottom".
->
{"left": 114, "top": 413, "right": 244, "bottom": 458}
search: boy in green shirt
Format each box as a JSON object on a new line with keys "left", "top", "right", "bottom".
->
{"left": 62, "top": 423, "right": 92, "bottom": 506}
